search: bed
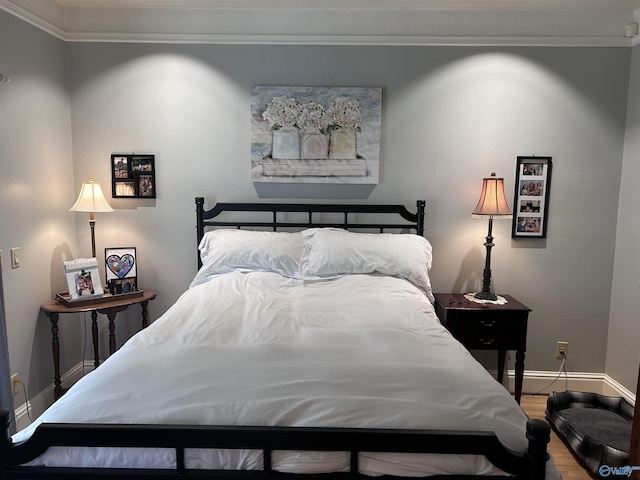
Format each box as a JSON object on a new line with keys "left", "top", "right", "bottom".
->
{"left": 0, "top": 198, "right": 558, "bottom": 479}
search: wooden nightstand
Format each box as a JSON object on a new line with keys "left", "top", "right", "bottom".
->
{"left": 41, "top": 290, "right": 157, "bottom": 399}
{"left": 433, "top": 293, "right": 531, "bottom": 404}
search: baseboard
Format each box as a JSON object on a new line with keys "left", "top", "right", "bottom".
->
{"left": 603, "top": 374, "right": 637, "bottom": 404}
{"left": 499, "top": 369, "right": 636, "bottom": 404}
{"left": 14, "top": 361, "right": 93, "bottom": 431}
{"left": 15, "top": 364, "right": 636, "bottom": 431}
{"left": 520, "top": 370, "right": 605, "bottom": 396}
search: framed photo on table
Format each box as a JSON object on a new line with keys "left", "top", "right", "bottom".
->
{"left": 512, "top": 156, "right": 552, "bottom": 238}
{"left": 63, "top": 258, "right": 104, "bottom": 300}
{"left": 105, "top": 247, "right": 138, "bottom": 294}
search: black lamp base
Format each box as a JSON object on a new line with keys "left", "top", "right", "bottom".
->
{"left": 474, "top": 290, "right": 498, "bottom": 301}
{"left": 476, "top": 217, "right": 497, "bottom": 302}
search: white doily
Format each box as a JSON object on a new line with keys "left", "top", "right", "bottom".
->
{"left": 464, "top": 293, "right": 508, "bottom": 305}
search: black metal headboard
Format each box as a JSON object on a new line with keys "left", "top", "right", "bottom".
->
{"left": 195, "top": 198, "right": 426, "bottom": 268}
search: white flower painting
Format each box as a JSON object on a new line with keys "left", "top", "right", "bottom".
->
{"left": 250, "top": 86, "right": 382, "bottom": 184}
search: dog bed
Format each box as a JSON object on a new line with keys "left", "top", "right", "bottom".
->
{"left": 546, "top": 390, "right": 634, "bottom": 476}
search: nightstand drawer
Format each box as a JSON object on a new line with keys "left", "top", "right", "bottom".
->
{"left": 447, "top": 311, "right": 528, "bottom": 332}
{"left": 453, "top": 331, "right": 526, "bottom": 350}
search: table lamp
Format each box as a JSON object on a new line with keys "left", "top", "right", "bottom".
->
{"left": 471, "top": 172, "right": 512, "bottom": 301}
{"left": 69, "top": 177, "right": 113, "bottom": 258}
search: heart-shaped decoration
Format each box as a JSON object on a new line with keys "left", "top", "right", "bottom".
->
{"left": 107, "top": 254, "right": 135, "bottom": 278}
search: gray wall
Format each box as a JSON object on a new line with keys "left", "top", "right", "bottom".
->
{"left": 67, "top": 43, "right": 630, "bottom": 381}
{"left": 607, "top": 44, "right": 640, "bottom": 391}
{"left": 0, "top": 12, "right": 79, "bottom": 396}
{"left": 1, "top": 7, "right": 636, "bottom": 398}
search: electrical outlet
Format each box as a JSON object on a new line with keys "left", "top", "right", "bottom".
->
{"left": 556, "top": 341, "right": 568, "bottom": 360}
{"left": 10, "top": 374, "right": 19, "bottom": 396}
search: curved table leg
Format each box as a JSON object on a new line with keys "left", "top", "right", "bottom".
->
{"left": 46, "top": 312, "right": 62, "bottom": 400}
{"left": 107, "top": 311, "right": 117, "bottom": 356}
{"left": 514, "top": 350, "right": 525, "bottom": 404}
{"left": 141, "top": 300, "right": 150, "bottom": 329}
{"left": 497, "top": 349, "right": 506, "bottom": 384}
{"left": 91, "top": 310, "right": 100, "bottom": 368}
{"left": 97, "top": 305, "right": 129, "bottom": 356}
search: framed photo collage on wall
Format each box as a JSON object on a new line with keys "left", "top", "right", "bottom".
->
{"left": 512, "top": 156, "right": 552, "bottom": 238}
{"left": 111, "top": 153, "right": 156, "bottom": 199}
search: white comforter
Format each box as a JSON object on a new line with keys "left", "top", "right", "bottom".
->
{"left": 14, "top": 272, "right": 558, "bottom": 477}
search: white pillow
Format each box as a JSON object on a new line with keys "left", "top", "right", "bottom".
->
{"left": 191, "top": 229, "right": 303, "bottom": 287}
{"left": 300, "top": 228, "right": 433, "bottom": 300}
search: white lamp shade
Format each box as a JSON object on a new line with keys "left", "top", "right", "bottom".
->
{"left": 471, "top": 173, "right": 512, "bottom": 219}
{"left": 69, "top": 178, "right": 113, "bottom": 213}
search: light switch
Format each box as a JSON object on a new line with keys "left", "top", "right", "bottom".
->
{"left": 10, "top": 248, "right": 20, "bottom": 269}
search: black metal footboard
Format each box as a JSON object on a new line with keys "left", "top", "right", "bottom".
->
{"left": 0, "top": 410, "right": 551, "bottom": 480}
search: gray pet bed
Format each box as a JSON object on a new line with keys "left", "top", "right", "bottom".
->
{"left": 546, "top": 390, "right": 633, "bottom": 476}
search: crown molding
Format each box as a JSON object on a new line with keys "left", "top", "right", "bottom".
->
{"left": 1, "top": 0, "right": 639, "bottom": 47}
{"left": 60, "top": 33, "right": 633, "bottom": 48}
{"left": 0, "top": 0, "right": 66, "bottom": 39}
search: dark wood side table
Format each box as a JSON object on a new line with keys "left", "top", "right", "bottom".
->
{"left": 433, "top": 293, "right": 531, "bottom": 404}
{"left": 41, "top": 290, "right": 157, "bottom": 399}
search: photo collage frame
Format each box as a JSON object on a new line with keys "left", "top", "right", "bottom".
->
{"left": 512, "top": 156, "right": 552, "bottom": 238}
{"left": 111, "top": 153, "right": 156, "bottom": 198}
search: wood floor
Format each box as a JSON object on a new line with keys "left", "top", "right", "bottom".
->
{"left": 519, "top": 394, "right": 592, "bottom": 480}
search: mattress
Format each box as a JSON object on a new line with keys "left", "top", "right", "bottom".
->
{"left": 14, "top": 233, "right": 560, "bottom": 478}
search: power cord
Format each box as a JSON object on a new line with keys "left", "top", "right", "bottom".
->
{"left": 12, "top": 378, "right": 33, "bottom": 422}
{"left": 534, "top": 353, "right": 568, "bottom": 395}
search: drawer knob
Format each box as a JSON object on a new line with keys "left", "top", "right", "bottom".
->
{"left": 479, "top": 338, "right": 495, "bottom": 345}
{"left": 480, "top": 320, "right": 496, "bottom": 327}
